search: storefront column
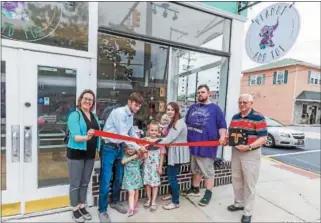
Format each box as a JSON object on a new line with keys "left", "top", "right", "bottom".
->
{"left": 88, "top": 2, "right": 99, "bottom": 95}
{"left": 87, "top": 2, "right": 99, "bottom": 207}
{"left": 224, "top": 19, "right": 246, "bottom": 161}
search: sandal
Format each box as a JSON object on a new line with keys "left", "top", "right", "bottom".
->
{"left": 150, "top": 203, "right": 157, "bottom": 212}
{"left": 144, "top": 200, "right": 151, "bottom": 209}
{"left": 161, "top": 195, "right": 172, "bottom": 201}
{"left": 163, "top": 202, "right": 180, "bottom": 210}
{"left": 227, "top": 205, "right": 244, "bottom": 212}
{"left": 128, "top": 209, "right": 135, "bottom": 217}
{"left": 134, "top": 204, "right": 139, "bottom": 213}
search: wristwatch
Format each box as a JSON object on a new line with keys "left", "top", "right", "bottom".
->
{"left": 248, "top": 145, "right": 252, "bottom": 151}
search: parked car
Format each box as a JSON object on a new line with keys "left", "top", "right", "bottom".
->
{"left": 264, "top": 117, "right": 305, "bottom": 148}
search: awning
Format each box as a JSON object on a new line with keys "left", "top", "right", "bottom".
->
{"left": 296, "top": 90, "right": 321, "bottom": 102}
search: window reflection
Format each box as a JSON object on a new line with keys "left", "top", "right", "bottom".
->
{"left": 1, "top": 2, "right": 89, "bottom": 51}
{"left": 175, "top": 49, "right": 227, "bottom": 116}
{"left": 98, "top": 2, "right": 231, "bottom": 52}
{"left": 97, "top": 32, "right": 229, "bottom": 156}
{"left": 97, "top": 33, "right": 168, "bottom": 132}
{"left": 174, "top": 49, "right": 228, "bottom": 158}
{"left": 37, "top": 66, "right": 76, "bottom": 187}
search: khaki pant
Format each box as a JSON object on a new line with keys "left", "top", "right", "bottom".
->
{"left": 231, "top": 148, "right": 261, "bottom": 216}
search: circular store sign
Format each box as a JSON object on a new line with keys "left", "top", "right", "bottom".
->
{"left": 245, "top": 3, "right": 300, "bottom": 64}
{"left": 1, "top": 2, "right": 62, "bottom": 42}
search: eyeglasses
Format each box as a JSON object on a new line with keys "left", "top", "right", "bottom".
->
{"left": 82, "top": 97, "right": 93, "bottom": 103}
{"left": 238, "top": 101, "right": 249, "bottom": 105}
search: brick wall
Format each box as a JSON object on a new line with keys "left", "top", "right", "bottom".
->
{"left": 91, "top": 161, "right": 232, "bottom": 206}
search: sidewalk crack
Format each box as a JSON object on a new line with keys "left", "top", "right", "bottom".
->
{"left": 184, "top": 196, "right": 213, "bottom": 222}
{"left": 257, "top": 194, "right": 306, "bottom": 222}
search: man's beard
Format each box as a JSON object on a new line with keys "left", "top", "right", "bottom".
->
{"left": 198, "top": 96, "right": 208, "bottom": 103}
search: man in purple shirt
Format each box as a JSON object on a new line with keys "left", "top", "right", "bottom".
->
{"left": 184, "top": 84, "right": 227, "bottom": 206}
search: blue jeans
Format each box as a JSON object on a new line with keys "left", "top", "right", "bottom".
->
{"left": 98, "top": 144, "right": 124, "bottom": 213}
{"left": 167, "top": 164, "right": 181, "bottom": 205}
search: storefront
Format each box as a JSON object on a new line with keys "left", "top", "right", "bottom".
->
{"left": 1, "top": 2, "right": 247, "bottom": 218}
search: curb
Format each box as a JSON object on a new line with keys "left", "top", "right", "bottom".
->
{"left": 262, "top": 156, "right": 321, "bottom": 177}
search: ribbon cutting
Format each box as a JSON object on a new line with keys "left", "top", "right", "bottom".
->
{"left": 93, "top": 130, "right": 256, "bottom": 147}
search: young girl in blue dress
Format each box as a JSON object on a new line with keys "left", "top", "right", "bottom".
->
{"left": 121, "top": 146, "right": 144, "bottom": 217}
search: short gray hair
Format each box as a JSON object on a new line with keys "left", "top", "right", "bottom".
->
{"left": 239, "top": 93, "right": 254, "bottom": 102}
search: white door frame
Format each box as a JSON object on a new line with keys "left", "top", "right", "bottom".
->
{"left": 1, "top": 48, "right": 21, "bottom": 206}
{"left": 2, "top": 46, "right": 92, "bottom": 216}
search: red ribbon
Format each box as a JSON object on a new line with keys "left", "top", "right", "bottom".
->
{"left": 93, "top": 130, "right": 256, "bottom": 147}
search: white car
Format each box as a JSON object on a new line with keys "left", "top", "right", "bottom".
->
{"left": 264, "top": 117, "right": 305, "bottom": 148}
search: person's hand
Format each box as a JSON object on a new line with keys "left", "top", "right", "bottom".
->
{"left": 143, "top": 153, "right": 148, "bottom": 159}
{"left": 88, "top": 129, "right": 95, "bottom": 136}
{"left": 139, "top": 145, "right": 148, "bottom": 153}
{"left": 157, "top": 167, "right": 163, "bottom": 175}
{"left": 219, "top": 136, "right": 226, "bottom": 146}
{"left": 235, "top": 145, "right": 249, "bottom": 152}
{"left": 85, "top": 134, "right": 93, "bottom": 141}
{"left": 86, "top": 129, "right": 94, "bottom": 140}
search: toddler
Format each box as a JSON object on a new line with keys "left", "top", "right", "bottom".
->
{"left": 159, "top": 114, "right": 170, "bottom": 137}
{"left": 121, "top": 146, "right": 144, "bottom": 217}
{"left": 143, "top": 120, "right": 166, "bottom": 212}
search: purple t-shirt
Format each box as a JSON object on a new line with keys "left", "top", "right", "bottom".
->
{"left": 185, "top": 103, "right": 227, "bottom": 159}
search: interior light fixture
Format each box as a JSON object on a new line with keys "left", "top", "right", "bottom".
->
{"left": 163, "top": 9, "right": 168, "bottom": 18}
{"left": 173, "top": 12, "right": 178, "bottom": 20}
{"left": 153, "top": 6, "right": 157, "bottom": 15}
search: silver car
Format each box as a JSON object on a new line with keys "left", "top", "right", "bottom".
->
{"left": 264, "top": 117, "right": 305, "bottom": 148}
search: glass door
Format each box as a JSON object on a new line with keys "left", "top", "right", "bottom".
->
{"left": 1, "top": 47, "right": 91, "bottom": 217}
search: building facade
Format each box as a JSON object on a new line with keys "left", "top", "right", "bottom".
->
{"left": 241, "top": 58, "right": 321, "bottom": 125}
{"left": 1, "top": 2, "right": 247, "bottom": 218}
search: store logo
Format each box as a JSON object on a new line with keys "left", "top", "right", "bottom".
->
{"left": 245, "top": 3, "right": 300, "bottom": 64}
{"left": 1, "top": 2, "right": 62, "bottom": 42}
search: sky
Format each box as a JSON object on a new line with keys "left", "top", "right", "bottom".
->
{"left": 242, "top": 1, "right": 321, "bottom": 70}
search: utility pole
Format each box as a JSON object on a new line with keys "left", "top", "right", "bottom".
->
{"left": 181, "top": 52, "right": 196, "bottom": 113}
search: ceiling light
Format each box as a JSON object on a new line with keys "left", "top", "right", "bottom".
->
{"left": 173, "top": 12, "right": 178, "bottom": 20}
{"left": 163, "top": 9, "right": 168, "bottom": 18}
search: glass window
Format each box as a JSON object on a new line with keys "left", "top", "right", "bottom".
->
{"left": 276, "top": 71, "right": 285, "bottom": 84}
{"left": 173, "top": 49, "right": 228, "bottom": 158}
{"left": 97, "top": 33, "right": 169, "bottom": 133}
{"left": 37, "top": 65, "right": 76, "bottom": 187}
{"left": 266, "top": 117, "right": 284, "bottom": 127}
{"left": 1, "top": 2, "right": 89, "bottom": 51}
{"left": 98, "top": 2, "right": 231, "bottom": 52}
{"left": 97, "top": 33, "right": 228, "bottom": 158}
{"left": 1, "top": 61, "right": 6, "bottom": 190}
{"left": 249, "top": 74, "right": 264, "bottom": 86}
{"left": 309, "top": 71, "right": 321, "bottom": 85}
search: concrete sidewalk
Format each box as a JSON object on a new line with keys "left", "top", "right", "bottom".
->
{"left": 4, "top": 158, "right": 320, "bottom": 222}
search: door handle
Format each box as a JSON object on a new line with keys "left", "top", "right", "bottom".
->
{"left": 11, "top": 125, "right": 20, "bottom": 162}
{"left": 24, "top": 126, "right": 32, "bottom": 162}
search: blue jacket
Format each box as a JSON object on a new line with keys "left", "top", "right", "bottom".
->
{"left": 67, "top": 110, "right": 101, "bottom": 151}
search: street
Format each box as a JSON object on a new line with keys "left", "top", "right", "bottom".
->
{"left": 262, "top": 127, "right": 321, "bottom": 174}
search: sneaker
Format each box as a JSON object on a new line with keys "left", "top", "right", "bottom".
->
{"left": 198, "top": 189, "right": 212, "bottom": 206}
{"left": 99, "top": 212, "right": 111, "bottom": 223}
{"left": 79, "top": 207, "right": 92, "bottom": 220}
{"left": 72, "top": 210, "right": 85, "bottom": 223}
{"left": 110, "top": 203, "right": 127, "bottom": 214}
{"left": 183, "top": 186, "right": 201, "bottom": 197}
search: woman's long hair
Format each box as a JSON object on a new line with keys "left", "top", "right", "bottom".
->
{"left": 167, "top": 102, "right": 181, "bottom": 130}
